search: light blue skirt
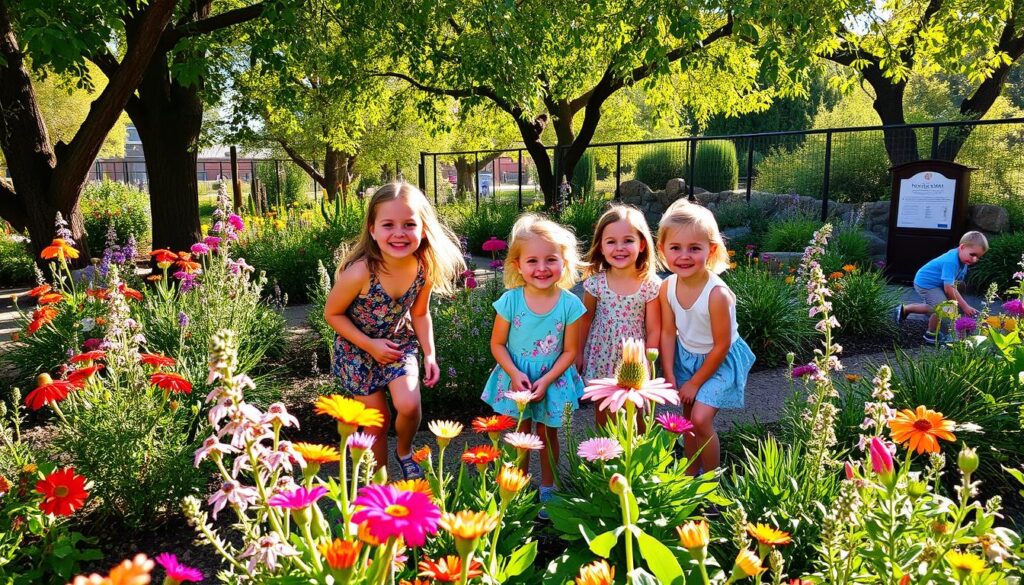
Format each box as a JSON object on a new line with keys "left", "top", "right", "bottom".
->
{"left": 481, "top": 357, "right": 584, "bottom": 428}
{"left": 672, "top": 338, "right": 755, "bottom": 409}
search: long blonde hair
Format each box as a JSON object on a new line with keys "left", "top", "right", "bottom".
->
{"left": 583, "top": 204, "right": 659, "bottom": 280}
{"left": 657, "top": 199, "right": 730, "bottom": 274}
{"left": 503, "top": 214, "right": 580, "bottom": 290}
{"left": 340, "top": 182, "right": 466, "bottom": 296}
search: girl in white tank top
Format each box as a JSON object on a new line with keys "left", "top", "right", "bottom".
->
{"left": 656, "top": 199, "right": 755, "bottom": 476}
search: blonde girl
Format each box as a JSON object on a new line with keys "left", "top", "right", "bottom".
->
{"left": 657, "top": 199, "right": 755, "bottom": 475}
{"left": 578, "top": 205, "right": 662, "bottom": 427}
{"left": 325, "top": 182, "right": 465, "bottom": 479}
{"left": 481, "top": 214, "right": 585, "bottom": 518}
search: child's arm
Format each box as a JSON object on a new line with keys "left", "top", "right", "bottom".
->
{"left": 576, "top": 292, "right": 597, "bottom": 371}
{"left": 490, "top": 315, "right": 532, "bottom": 392}
{"left": 410, "top": 281, "right": 438, "bottom": 387}
{"left": 324, "top": 262, "right": 403, "bottom": 364}
{"left": 532, "top": 320, "right": 581, "bottom": 402}
{"left": 658, "top": 281, "right": 677, "bottom": 387}
{"left": 944, "top": 282, "right": 977, "bottom": 316}
{"left": 644, "top": 295, "right": 661, "bottom": 353}
{"left": 678, "top": 287, "right": 732, "bottom": 405}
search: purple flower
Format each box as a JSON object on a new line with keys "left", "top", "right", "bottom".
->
{"left": 1004, "top": 299, "right": 1024, "bottom": 316}
{"left": 791, "top": 363, "right": 819, "bottom": 379}
{"left": 110, "top": 251, "right": 126, "bottom": 264}
{"left": 154, "top": 552, "right": 203, "bottom": 583}
{"left": 228, "top": 258, "right": 254, "bottom": 274}
{"left": 465, "top": 276, "right": 478, "bottom": 289}
{"left": 204, "top": 236, "right": 221, "bottom": 249}
{"left": 954, "top": 316, "right": 977, "bottom": 335}
{"left": 489, "top": 259, "right": 504, "bottom": 270}
{"left": 267, "top": 485, "right": 328, "bottom": 510}
{"left": 178, "top": 311, "right": 189, "bottom": 328}
{"left": 178, "top": 273, "right": 199, "bottom": 293}
{"left": 190, "top": 242, "right": 210, "bottom": 255}
{"left": 228, "top": 213, "right": 245, "bottom": 231}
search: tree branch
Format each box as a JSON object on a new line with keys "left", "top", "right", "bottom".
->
{"left": 369, "top": 70, "right": 518, "bottom": 117}
{"left": 279, "top": 140, "right": 326, "bottom": 187}
{"left": 162, "top": 2, "right": 265, "bottom": 50}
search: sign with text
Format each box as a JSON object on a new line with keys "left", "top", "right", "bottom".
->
{"left": 896, "top": 171, "right": 956, "bottom": 230}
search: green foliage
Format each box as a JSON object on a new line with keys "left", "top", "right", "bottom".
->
{"left": 570, "top": 151, "right": 597, "bottom": 198}
{"left": 821, "top": 227, "right": 873, "bottom": 274}
{"left": 692, "top": 140, "right": 738, "bottom": 192}
{"left": 831, "top": 269, "right": 901, "bottom": 338}
{"left": 723, "top": 264, "right": 815, "bottom": 366}
{"left": 633, "top": 145, "right": 686, "bottom": 191}
{"left": 255, "top": 161, "right": 308, "bottom": 207}
{"left": 307, "top": 260, "right": 336, "bottom": 361}
{"left": 762, "top": 218, "right": 823, "bottom": 252}
{"left": 558, "top": 195, "right": 609, "bottom": 249}
{"left": 80, "top": 181, "right": 150, "bottom": 254}
{"left": 968, "top": 231, "right": 1024, "bottom": 293}
{"left": 0, "top": 235, "right": 35, "bottom": 287}
{"left": 442, "top": 201, "right": 520, "bottom": 255}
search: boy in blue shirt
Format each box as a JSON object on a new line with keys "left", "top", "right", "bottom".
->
{"left": 895, "top": 231, "right": 988, "bottom": 343}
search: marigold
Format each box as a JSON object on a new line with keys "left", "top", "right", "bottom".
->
{"left": 40, "top": 238, "right": 79, "bottom": 261}
{"left": 318, "top": 538, "right": 362, "bottom": 570}
{"left": 315, "top": 394, "right": 384, "bottom": 433}
{"left": 35, "top": 467, "right": 89, "bottom": 516}
{"left": 418, "top": 555, "right": 483, "bottom": 582}
{"left": 576, "top": 559, "right": 614, "bottom": 585}
{"left": 461, "top": 445, "right": 501, "bottom": 466}
{"left": 747, "top": 522, "right": 792, "bottom": 546}
{"left": 888, "top": 406, "right": 956, "bottom": 454}
{"left": 293, "top": 442, "right": 340, "bottom": 464}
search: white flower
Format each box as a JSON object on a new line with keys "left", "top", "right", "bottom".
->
{"left": 80, "top": 317, "right": 96, "bottom": 332}
{"left": 239, "top": 532, "right": 298, "bottom": 573}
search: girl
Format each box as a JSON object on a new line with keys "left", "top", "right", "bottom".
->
{"left": 657, "top": 199, "right": 754, "bottom": 475}
{"left": 325, "top": 182, "right": 465, "bottom": 479}
{"left": 578, "top": 205, "right": 662, "bottom": 428}
{"left": 481, "top": 214, "right": 585, "bottom": 518}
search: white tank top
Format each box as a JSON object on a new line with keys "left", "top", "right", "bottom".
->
{"left": 666, "top": 272, "right": 739, "bottom": 354}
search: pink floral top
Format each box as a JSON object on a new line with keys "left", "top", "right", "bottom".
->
{"left": 581, "top": 272, "right": 662, "bottom": 380}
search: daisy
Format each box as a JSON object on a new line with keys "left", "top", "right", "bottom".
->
{"left": 888, "top": 406, "right": 956, "bottom": 454}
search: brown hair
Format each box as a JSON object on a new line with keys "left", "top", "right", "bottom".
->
{"left": 583, "top": 204, "right": 659, "bottom": 280}
{"left": 503, "top": 213, "right": 580, "bottom": 289}
{"left": 340, "top": 182, "right": 466, "bottom": 296}
{"left": 656, "top": 198, "right": 730, "bottom": 274}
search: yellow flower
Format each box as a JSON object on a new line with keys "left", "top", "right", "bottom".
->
{"left": 427, "top": 420, "right": 464, "bottom": 447}
{"left": 440, "top": 510, "right": 500, "bottom": 541}
{"left": 843, "top": 264, "right": 857, "bottom": 273}
{"left": 392, "top": 479, "right": 433, "bottom": 499}
{"left": 785, "top": 276, "right": 795, "bottom": 284}
{"left": 845, "top": 374, "right": 862, "bottom": 383}
{"left": 730, "top": 548, "right": 765, "bottom": 580}
{"left": 575, "top": 559, "right": 614, "bottom": 585}
{"left": 293, "top": 442, "right": 341, "bottom": 464}
{"left": 985, "top": 316, "right": 1002, "bottom": 329}
{"left": 888, "top": 406, "right": 956, "bottom": 455}
{"left": 747, "top": 522, "right": 792, "bottom": 547}
{"left": 676, "top": 520, "right": 710, "bottom": 551}
{"left": 273, "top": 219, "right": 286, "bottom": 230}
{"left": 357, "top": 521, "right": 382, "bottom": 546}
{"left": 497, "top": 464, "right": 530, "bottom": 500}
{"left": 729, "top": 261, "right": 738, "bottom": 269}
{"left": 319, "top": 538, "right": 362, "bottom": 570}
{"left": 946, "top": 550, "right": 985, "bottom": 577}
{"left": 314, "top": 395, "right": 384, "bottom": 434}
{"left": 1005, "top": 317, "right": 1017, "bottom": 331}
{"left": 728, "top": 250, "right": 736, "bottom": 257}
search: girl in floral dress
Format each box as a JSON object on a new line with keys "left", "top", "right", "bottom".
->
{"left": 481, "top": 214, "right": 586, "bottom": 518}
{"left": 577, "top": 205, "right": 662, "bottom": 427}
{"left": 325, "top": 183, "right": 465, "bottom": 479}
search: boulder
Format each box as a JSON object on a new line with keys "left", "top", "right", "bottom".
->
{"left": 864, "top": 232, "right": 887, "bottom": 255}
{"left": 657, "top": 188, "right": 683, "bottom": 209}
{"left": 618, "top": 179, "right": 652, "bottom": 205}
{"left": 665, "top": 178, "right": 686, "bottom": 200}
{"left": 968, "top": 204, "right": 1010, "bottom": 234}
{"left": 722, "top": 226, "right": 751, "bottom": 242}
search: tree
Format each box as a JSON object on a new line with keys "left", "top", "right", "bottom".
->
{"left": 0, "top": 0, "right": 175, "bottom": 259}
{"left": 822, "top": 0, "right": 1024, "bottom": 164}
{"left": 335, "top": 0, "right": 847, "bottom": 206}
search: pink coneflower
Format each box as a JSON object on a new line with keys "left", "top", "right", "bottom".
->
{"left": 154, "top": 552, "right": 203, "bottom": 584}
{"left": 656, "top": 413, "right": 695, "bottom": 434}
{"left": 261, "top": 402, "right": 299, "bottom": 429}
{"left": 268, "top": 485, "right": 328, "bottom": 510}
{"left": 504, "top": 432, "right": 544, "bottom": 451}
{"left": 208, "top": 480, "right": 258, "bottom": 519}
{"left": 791, "top": 363, "right": 819, "bottom": 379}
{"left": 351, "top": 484, "right": 441, "bottom": 547}
{"left": 347, "top": 432, "right": 376, "bottom": 450}
{"left": 582, "top": 377, "right": 678, "bottom": 413}
{"left": 577, "top": 437, "right": 624, "bottom": 462}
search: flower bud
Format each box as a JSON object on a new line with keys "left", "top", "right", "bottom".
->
{"left": 844, "top": 461, "right": 855, "bottom": 481}
{"left": 786, "top": 352, "right": 795, "bottom": 367}
{"left": 609, "top": 473, "right": 627, "bottom": 496}
{"left": 957, "top": 445, "right": 979, "bottom": 475}
{"left": 645, "top": 347, "right": 659, "bottom": 362}
{"left": 907, "top": 479, "right": 928, "bottom": 500}
{"left": 869, "top": 437, "right": 895, "bottom": 488}
{"left": 371, "top": 465, "right": 388, "bottom": 485}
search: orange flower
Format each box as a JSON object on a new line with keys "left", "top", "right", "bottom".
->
{"left": 576, "top": 559, "right": 614, "bottom": 585}
{"left": 318, "top": 538, "right": 361, "bottom": 570}
{"left": 888, "top": 406, "right": 956, "bottom": 454}
{"left": 392, "top": 479, "right": 433, "bottom": 498}
{"left": 150, "top": 249, "right": 179, "bottom": 265}
{"left": 418, "top": 555, "right": 482, "bottom": 582}
{"left": 829, "top": 271, "right": 845, "bottom": 280}
{"left": 293, "top": 442, "right": 340, "bottom": 464}
{"left": 37, "top": 293, "right": 64, "bottom": 305}
{"left": 0, "top": 475, "right": 10, "bottom": 496}
{"left": 357, "top": 521, "right": 382, "bottom": 546}
{"left": 140, "top": 353, "right": 176, "bottom": 369}
{"left": 25, "top": 374, "right": 75, "bottom": 410}
{"left": 399, "top": 581, "right": 433, "bottom": 585}
{"left": 845, "top": 374, "right": 862, "bottom": 383}
{"left": 86, "top": 288, "right": 109, "bottom": 300}
{"left": 27, "top": 284, "right": 51, "bottom": 297}
{"left": 731, "top": 548, "right": 765, "bottom": 579}
{"left": 40, "top": 238, "right": 79, "bottom": 261}
{"left": 439, "top": 510, "right": 500, "bottom": 541}
{"left": 471, "top": 414, "right": 516, "bottom": 434}
{"left": 747, "top": 522, "right": 792, "bottom": 547}
{"left": 67, "top": 365, "right": 104, "bottom": 387}
{"left": 497, "top": 465, "right": 530, "bottom": 500}
{"left": 842, "top": 264, "right": 857, "bottom": 273}
{"left": 411, "top": 445, "right": 432, "bottom": 464}
{"left": 461, "top": 445, "right": 501, "bottom": 466}
{"left": 118, "top": 284, "right": 142, "bottom": 301}
{"left": 106, "top": 553, "right": 154, "bottom": 585}
{"left": 69, "top": 350, "right": 106, "bottom": 364}
{"left": 175, "top": 259, "right": 201, "bottom": 274}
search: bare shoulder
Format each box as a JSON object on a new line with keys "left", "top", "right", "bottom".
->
{"left": 338, "top": 260, "right": 371, "bottom": 286}
{"left": 709, "top": 284, "right": 735, "bottom": 306}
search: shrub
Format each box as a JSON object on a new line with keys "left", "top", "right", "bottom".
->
{"left": 693, "top": 140, "right": 738, "bottom": 192}
{"left": 762, "top": 218, "right": 823, "bottom": 252}
{"left": 443, "top": 201, "right": 519, "bottom": 255}
{"left": 80, "top": 181, "right": 150, "bottom": 254}
{"left": 830, "top": 269, "right": 901, "bottom": 338}
{"left": 968, "top": 231, "right": 1024, "bottom": 293}
{"left": 571, "top": 151, "right": 596, "bottom": 198}
{"left": 0, "top": 234, "right": 34, "bottom": 286}
{"left": 255, "top": 160, "right": 308, "bottom": 207}
{"left": 723, "top": 264, "right": 815, "bottom": 365}
{"left": 633, "top": 144, "right": 685, "bottom": 191}
{"left": 558, "top": 194, "right": 609, "bottom": 249}
{"left": 821, "top": 227, "right": 873, "bottom": 273}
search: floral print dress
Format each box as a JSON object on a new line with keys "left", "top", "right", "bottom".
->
{"left": 581, "top": 272, "right": 662, "bottom": 381}
{"left": 481, "top": 287, "right": 586, "bottom": 427}
{"left": 332, "top": 265, "right": 423, "bottom": 396}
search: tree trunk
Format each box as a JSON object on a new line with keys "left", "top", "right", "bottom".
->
{"left": 863, "top": 69, "right": 919, "bottom": 166}
{"left": 324, "top": 145, "right": 342, "bottom": 204}
{"left": 512, "top": 115, "right": 555, "bottom": 206}
{"left": 454, "top": 152, "right": 504, "bottom": 197}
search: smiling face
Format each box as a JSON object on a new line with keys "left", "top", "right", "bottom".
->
{"left": 369, "top": 198, "right": 424, "bottom": 260}
{"left": 514, "top": 237, "right": 565, "bottom": 291}
{"left": 599, "top": 220, "right": 644, "bottom": 271}
{"left": 659, "top": 224, "right": 714, "bottom": 279}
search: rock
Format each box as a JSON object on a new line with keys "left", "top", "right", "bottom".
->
{"left": 722, "top": 226, "right": 751, "bottom": 242}
{"left": 865, "top": 232, "right": 887, "bottom": 255}
{"left": 694, "top": 191, "right": 720, "bottom": 206}
{"left": 665, "top": 178, "right": 686, "bottom": 200}
{"left": 657, "top": 188, "right": 682, "bottom": 208}
{"left": 648, "top": 190, "right": 665, "bottom": 205}
{"left": 968, "top": 204, "right": 1009, "bottom": 234}
{"left": 618, "top": 179, "right": 652, "bottom": 205}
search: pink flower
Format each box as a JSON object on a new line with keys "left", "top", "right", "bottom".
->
{"left": 845, "top": 461, "right": 855, "bottom": 480}
{"left": 791, "top": 363, "right": 819, "bottom": 379}
{"left": 869, "top": 437, "right": 894, "bottom": 475}
{"left": 1004, "top": 299, "right": 1024, "bottom": 316}
{"left": 228, "top": 213, "right": 245, "bottom": 231}
{"left": 482, "top": 237, "right": 507, "bottom": 252}
{"left": 582, "top": 377, "right": 678, "bottom": 413}
{"left": 261, "top": 402, "right": 300, "bottom": 428}
{"left": 240, "top": 532, "right": 297, "bottom": 573}
{"left": 577, "top": 437, "right": 623, "bottom": 461}
{"left": 352, "top": 484, "right": 441, "bottom": 547}
{"left": 208, "top": 480, "right": 258, "bottom": 519}
{"left": 194, "top": 435, "right": 239, "bottom": 467}
{"left": 465, "top": 276, "right": 478, "bottom": 289}
{"left": 190, "top": 243, "right": 210, "bottom": 255}
{"left": 655, "top": 413, "right": 695, "bottom": 434}
{"left": 204, "top": 235, "right": 221, "bottom": 249}
{"left": 347, "top": 432, "right": 376, "bottom": 456}
{"left": 268, "top": 485, "right": 328, "bottom": 510}
{"left": 155, "top": 552, "right": 203, "bottom": 583}
{"left": 504, "top": 432, "right": 545, "bottom": 451}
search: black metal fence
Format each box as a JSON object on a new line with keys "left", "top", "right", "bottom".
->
{"left": 418, "top": 118, "right": 1024, "bottom": 219}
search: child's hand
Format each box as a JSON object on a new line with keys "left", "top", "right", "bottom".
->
{"left": 510, "top": 370, "right": 532, "bottom": 393}
{"left": 961, "top": 304, "right": 979, "bottom": 317}
{"left": 678, "top": 381, "right": 699, "bottom": 406}
{"left": 423, "top": 356, "right": 440, "bottom": 388}
{"left": 367, "top": 339, "right": 403, "bottom": 364}
{"left": 530, "top": 380, "right": 549, "bottom": 402}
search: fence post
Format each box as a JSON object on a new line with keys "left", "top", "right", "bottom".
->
{"left": 517, "top": 149, "right": 523, "bottom": 210}
{"left": 123, "top": 160, "right": 129, "bottom": 184}
{"left": 615, "top": 144, "right": 621, "bottom": 199}
{"left": 475, "top": 152, "right": 480, "bottom": 212}
{"left": 418, "top": 152, "right": 426, "bottom": 191}
{"left": 687, "top": 139, "right": 696, "bottom": 201}
{"left": 274, "top": 159, "right": 282, "bottom": 208}
{"left": 931, "top": 125, "right": 940, "bottom": 159}
{"left": 821, "top": 131, "right": 833, "bottom": 222}
{"left": 745, "top": 138, "right": 754, "bottom": 202}
{"left": 433, "top": 155, "right": 438, "bottom": 207}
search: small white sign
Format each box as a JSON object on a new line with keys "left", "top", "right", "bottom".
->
{"left": 897, "top": 170, "right": 956, "bottom": 230}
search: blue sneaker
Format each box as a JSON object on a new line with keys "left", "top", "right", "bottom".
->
{"left": 538, "top": 485, "right": 555, "bottom": 520}
{"left": 894, "top": 304, "right": 905, "bottom": 323}
{"left": 923, "top": 330, "right": 937, "bottom": 344}
{"left": 396, "top": 452, "right": 424, "bottom": 480}
{"left": 936, "top": 332, "right": 956, "bottom": 346}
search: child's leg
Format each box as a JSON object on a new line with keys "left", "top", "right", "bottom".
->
{"left": 388, "top": 374, "right": 422, "bottom": 459}
{"left": 689, "top": 402, "right": 720, "bottom": 474}
{"left": 535, "top": 423, "right": 559, "bottom": 486}
{"left": 902, "top": 302, "right": 932, "bottom": 317}
{"left": 927, "top": 313, "right": 940, "bottom": 334}
{"left": 355, "top": 390, "right": 391, "bottom": 467}
{"left": 681, "top": 402, "right": 701, "bottom": 475}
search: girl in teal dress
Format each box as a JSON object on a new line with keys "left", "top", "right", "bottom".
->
{"left": 481, "top": 214, "right": 585, "bottom": 519}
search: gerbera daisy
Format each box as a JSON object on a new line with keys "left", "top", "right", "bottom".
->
{"left": 67, "top": 364, "right": 104, "bottom": 387}
{"left": 676, "top": 520, "right": 710, "bottom": 551}
{"left": 655, "top": 413, "right": 695, "bottom": 434}
{"left": 503, "top": 390, "right": 534, "bottom": 411}
{"left": 40, "top": 238, "right": 79, "bottom": 262}
{"left": 318, "top": 538, "right": 362, "bottom": 570}
{"left": 37, "top": 292, "right": 64, "bottom": 305}
{"left": 503, "top": 432, "right": 544, "bottom": 451}
{"left": 351, "top": 484, "right": 441, "bottom": 547}
{"left": 577, "top": 437, "right": 624, "bottom": 462}
{"left": 391, "top": 479, "right": 433, "bottom": 499}
{"left": 267, "top": 486, "right": 328, "bottom": 510}
{"left": 418, "top": 555, "right": 483, "bottom": 582}
{"left": 888, "top": 406, "right": 956, "bottom": 454}
{"left": 119, "top": 283, "right": 143, "bottom": 302}
{"left": 69, "top": 350, "right": 106, "bottom": 364}
{"left": 440, "top": 510, "right": 500, "bottom": 543}
{"left": 461, "top": 445, "right": 501, "bottom": 467}
{"left": 496, "top": 465, "right": 530, "bottom": 501}
{"left": 154, "top": 552, "right": 203, "bottom": 583}
{"left": 471, "top": 414, "right": 516, "bottom": 435}
{"left": 730, "top": 549, "right": 765, "bottom": 580}
{"left": 151, "top": 249, "right": 179, "bottom": 267}
{"left": 105, "top": 553, "right": 155, "bottom": 585}
{"left": 315, "top": 395, "right": 384, "bottom": 434}
{"left": 150, "top": 372, "right": 192, "bottom": 394}
{"left": 576, "top": 559, "right": 614, "bottom": 585}
{"left": 35, "top": 467, "right": 89, "bottom": 516}
{"left": 747, "top": 523, "right": 792, "bottom": 547}
{"left": 411, "top": 445, "right": 432, "bottom": 464}
{"left": 427, "top": 420, "right": 463, "bottom": 447}
{"left": 25, "top": 374, "right": 75, "bottom": 410}
{"left": 27, "top": 284, "right": 51, "bottom": 297}
{"left": 140, "top": 353, "right": 177, "bottom": 369}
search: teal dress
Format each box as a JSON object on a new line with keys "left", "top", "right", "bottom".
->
{"left": 481, "top": 288, "right": 587, "bottom": 427}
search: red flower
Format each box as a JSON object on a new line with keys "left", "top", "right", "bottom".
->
{"left": 151, "top": 249, "right": 179, "bottom": 265}
{"left": 24, "top": 375, "right": 75, "bottom": 410}
{"left": 69, "top": 350, "right": 106, "bottom": 364}
{"left": 471, "top": 414, "right": 516, "bottom": 434}
{"left": 118, "top": 283, "right": 143, "bottom": 301}
{"left": 35, "top": 467, "right": 89, "bottom": 516}
{"left": 85, "top": 288, "right": 109, "bottom": 300}
{"left": 67, "top": 365, "right": 104, "bottom": 387}
{"left": 27, "top": 284, "right": 51, "bottom": 297}
{"left": 27, "top": 306, "right": 58, "bottom": 334}
{"left": 461, "top": 445, "right": 501, "bottom": 466}
{"left": 150, "top": 372, "right": 192, "bottom": 394}
{"left": 140, "top": 353, "right": 177, "bottom": 368}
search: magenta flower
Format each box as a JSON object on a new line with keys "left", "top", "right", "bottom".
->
{"left": 190, "top": 243, "right": 210, "bottom": 256}
{"left": 869, "top": 437, "right": 894, "bottom": 476}
{"left": 577, "top": 437, "right": 623, "bottom": 461}
{"left": 228, "top": 213, "right": 245, "bottom": 231}
{"left": 954, "top": 316, "right": 977, "bottom": 335}
{"left": 351, "top": 484, "right": 441, "bottom": 547}
{"left": 1004, "top": 299, "right": 1024, "bottom": 316}
{"left": 791, "top": 363, "right": 819, "bottom": 379}
{"left": 489, "top": 259, "right": 504, "bottom": 270}
{"left": 655, "top": 413, "right": 695, "bottom": 434}
{"left": 465, "top": 276, "right": 478, "bottom": 289}
{"left": 482, "top": 237, "right": 507, "bottom": 252}
{"left": 268, "top": 485, "right": 328, "bottom": 510}
{"left": 204, "top": 235, "right": 221, "bottom": 249}
{"left": 845, "top": 461, "right": 855, "bottom": 480}
{"left": 155, "top": 552, "right": 203, "bottom": 583}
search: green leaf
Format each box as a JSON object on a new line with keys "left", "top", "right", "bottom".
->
{"left": 629, "top": 568, "right": 661, "bottom": 585}
{"left": 636, "top": 530, "right": 685, "bottom": 585}
{"left": 589, "top": 528, "right": 621, "bottom": 558}
{"left": 502, "top": 540, "right": 537, "bottom": 578}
